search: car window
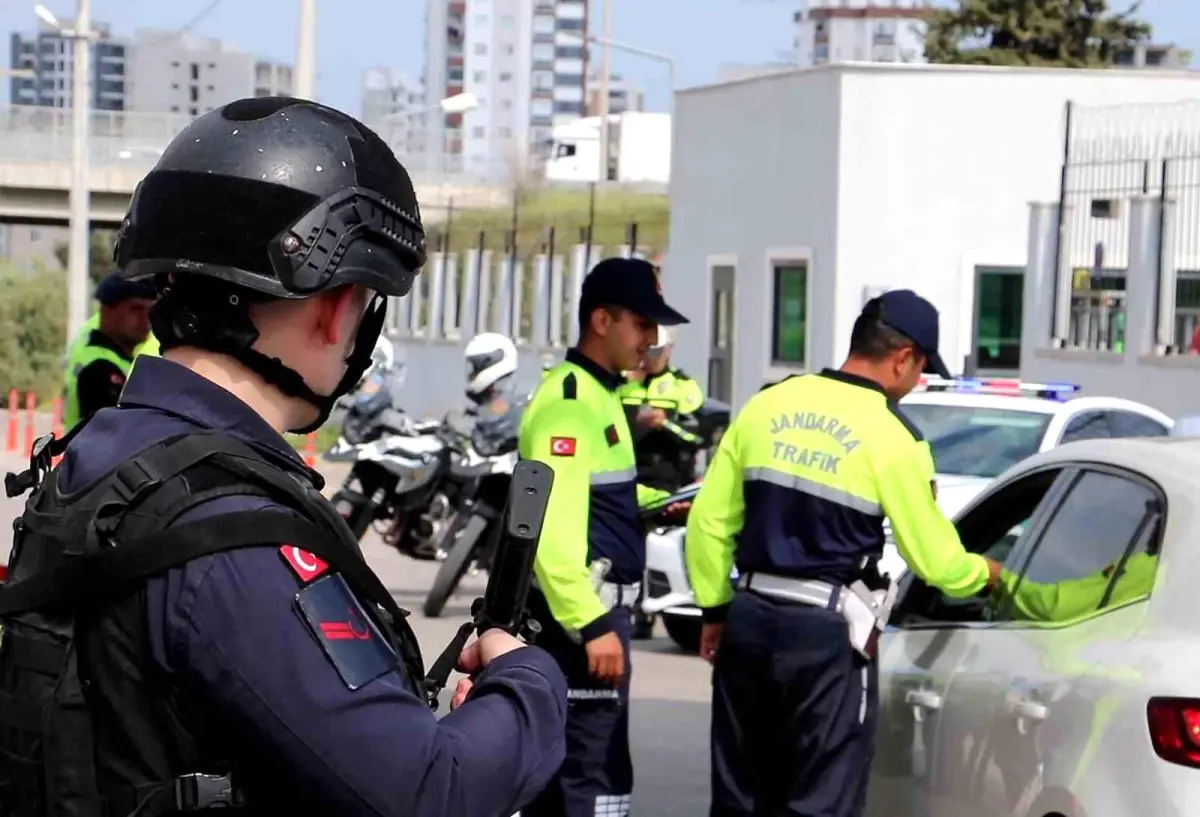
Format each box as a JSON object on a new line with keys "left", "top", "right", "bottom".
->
{"left": 893, "top": 468, "right": 1066, "bottom": 627}
{"left": 997, "top": 470, "right": 1160, "bottom": 623}
{"left": 900, "top": 404, "right": 1052, "bottom": 479}
{"left": 1108, "top": 410, "right": 1171, "bottom": 438}
{"left": 1059, "top": 410, "right": 1113, "bottom": 443}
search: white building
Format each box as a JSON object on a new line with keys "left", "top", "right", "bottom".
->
{"left": 664, "top": 63, "right": 1200, "bottom": 413}
{"left": 127, "top": 29, "right": 292, "bottom": 116}
{"left": 361, "top": 67, "right": 425, "bottom": 154}
{"left": 793, "top": 0, "right": 928, "bottom": 67}
{"left": 423, "top": 0, "right": 589, "bottom": 179}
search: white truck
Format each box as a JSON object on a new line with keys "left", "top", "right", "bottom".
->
{"left": 544, "top": 112, "right": 670, "bottom": 184}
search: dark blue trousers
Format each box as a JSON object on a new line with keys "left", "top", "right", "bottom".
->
{"left": 524, "top": 590, "right": 633, "bottom": 817}
{"left": 710, "top": 591, "right": 877, "bottom": 817}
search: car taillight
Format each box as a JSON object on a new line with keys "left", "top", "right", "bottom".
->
{"left": 1147, "top": 697, "right": 1200, "bottom": 767}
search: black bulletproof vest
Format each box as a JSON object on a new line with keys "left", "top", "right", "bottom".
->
{"left": 0, "top": 429, "right": 425, "bottom": 817}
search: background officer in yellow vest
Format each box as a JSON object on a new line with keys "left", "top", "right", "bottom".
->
{"left": 686, "top": 290, "right": 1003, "bottom": 817}
{"left": 619, "top": 325, "right": 706, "bottom": 492}
{"left": 63, "top": 272, "right": 157, "bottom": 430}
{"left": 519, "top": 257, "right": 687, "bottom": 817}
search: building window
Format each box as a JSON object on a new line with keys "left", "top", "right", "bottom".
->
{"left": 473, "top": 71, "right": 487, "bottom": 82}
{"left": 555, "top": 46, "right": 584, "bottom": 59}
{"left": 501, "top": 99, "right": 513, "bottom": 110}
{"left": 553, "top": 100, "right": 582, "bottom": 115}
{"left": 474, "top": 43, "right": 487, "bottom": 55}
{"left": 472, "top": 126, "right": 485, "bottom": 138}
{"left": 771, "top": 262, "right": 809, "bottom": 365}
{"left": 533, "top": 15, "right": 555, "bottom": 35}
{"left": 531, "top": 98, "right": 553, "bottom": 117}
{"left": 189, "top": 85, "right": 199, "bottom": 102}
{"left": 500, "top": 14, "right": 516, "bottom": 27}
{"left": 814, "top": 44, "right": 829, "bottom": 63}
{"left": 973, "top": 266, "right": 1024, "bottom": 371}
{"left": 558, "top": 17, "right": 584, "bottom": 30}
{"left": 532, "top": 43, "right": 555, "bottom": 61}
{"left": 532, "top": 71, "right": 554, "bottom": 90}
{"left": 500, "top": 127, "right": 512, "bottom": 137}
{"left": 504, "top": 44, "right": 516, "bottom": 55}
{"left": 190, "top": 63, "right": 199, "bottom": 80}
{"left": 499, "top": 72, "right": 512, "bottom": 82}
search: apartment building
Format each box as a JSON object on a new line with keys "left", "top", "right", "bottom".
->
{"left": 793, "top": 0, "right": 930, "bottom": 68}
{"left": 585, "top": 70, "right": 644, "bottom": 116}
{"left": 9, "top": 20, "right": 129, "bottom": 110}
{"left": 127, "top": 29, "right": 292, "bottom": 116}
{"left": 361, "top": 67, "right": 426, "bottom": 155}
{"left": 423, "top": 0, "right": 590, "bottom": 177}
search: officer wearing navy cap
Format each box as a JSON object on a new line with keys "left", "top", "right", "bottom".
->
{"left": 61, "top": 271, "right": 157, "bottom": 430}
{"left": 686, "top": 289, "right": 1003, "bottom": 816}
{"left": 0, "top": 97, "right": 566, "bottom": 817}
{"left": 519, "top": 256, "right": 687, "bottom": 817}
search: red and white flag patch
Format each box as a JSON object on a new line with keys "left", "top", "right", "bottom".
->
{"left": 279, "top": 545, "right": 330, "bottom": 583}
{"left": 550, "top": 436, "right": 577, "bottom": 457}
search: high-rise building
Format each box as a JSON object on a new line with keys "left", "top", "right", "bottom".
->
{"left": 127, "top": 29, "right": 292, "bottom": 116}
{"left": 423, "top": 0, "right": 590, "bottom": 178}
{"left": 793, "top": 0, "right": 931, "bottom": 67}
{"left": 9, "top": 20, "right": 129, "bottom": 110}
{"left": 1114, "top": 43, "right": 1193, "bottom": 69}
{"left": 585, "top": 70, "right": 643, "bottom": 116}
{"left": 361, "top": 67, "right": 426, "bottom": 155}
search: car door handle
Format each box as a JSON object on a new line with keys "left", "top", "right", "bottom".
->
{"left": 905, "top": 689, "right": 943, "bottom": 710}
{"left": 1009, "top": 697, "right": 1048, "bottom": 722}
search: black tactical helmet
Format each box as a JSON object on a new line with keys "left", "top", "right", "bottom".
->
{"left": 113, "top": 97, "right": 427, "bottom": 435}
{"left": 115, "top": 96, "right": 426, "bottom": 298}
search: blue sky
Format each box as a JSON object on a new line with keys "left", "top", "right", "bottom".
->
{"left": 3, "top": 0, "right": 1197, "bottom": 115}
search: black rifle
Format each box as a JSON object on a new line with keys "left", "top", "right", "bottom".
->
{"left": 423, "top": 459, "right": 553, "bottom": 710}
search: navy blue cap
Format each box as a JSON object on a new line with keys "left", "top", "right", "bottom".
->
{"left": 869, "top": 289, "right": 951, "bottom": 379}
{"left": 94, "top": 271, "right": 157, "bottom": 305}
{"left": 579, "top": 257, "right": 688, "bottom": 327}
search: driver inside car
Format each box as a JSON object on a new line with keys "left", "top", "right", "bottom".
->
{"left": 991, "top": 551, "right": 1157, "bottom": 623}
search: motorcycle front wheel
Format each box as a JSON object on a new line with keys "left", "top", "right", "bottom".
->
{"left": 423, "top": 513, "right": 488, "bottom": 618}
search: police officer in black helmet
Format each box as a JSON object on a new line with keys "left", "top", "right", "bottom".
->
{"left": 0, "top": 98, "right": 566, "bottom": 817}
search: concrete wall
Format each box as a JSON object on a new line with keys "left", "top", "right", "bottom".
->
{"left": 665, "top": 68, "right": 844, "bottom": 409}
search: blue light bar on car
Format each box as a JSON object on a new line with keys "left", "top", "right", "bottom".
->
{"left": 918, "top": 376, "right": 1081, "bottom": 401}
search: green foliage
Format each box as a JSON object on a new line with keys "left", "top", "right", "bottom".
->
{"left": 429, "top": 188, "right": 669, "bottom": 258}
{"left": 0, "top": 264, "right": 68, "bottom": 401}
{"left": 285, "top": 422, "right": 342, "bottom": 456}
{"left": 924, "top": 0, "right": 1153, "bottom": 68}
{"left": 53, "top": 230, "right": 118, "bottom": 287}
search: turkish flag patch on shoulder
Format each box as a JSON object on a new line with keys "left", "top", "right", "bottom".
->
{"left": 550, "top": 436, "right": 577, "bottom": 457}
{"left": 280, "top": 545, "right": 330, "bottom": 583}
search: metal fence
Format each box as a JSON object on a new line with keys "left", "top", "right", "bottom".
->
{"left": 1057, "top": 99, "right": 1200, "bottom": 352}
{"left": 388, "top": 236, "right": 654, "bottom": 349}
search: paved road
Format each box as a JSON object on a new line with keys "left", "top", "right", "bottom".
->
{"left": 0, "top": 453, "right": 712, "bottom": 814}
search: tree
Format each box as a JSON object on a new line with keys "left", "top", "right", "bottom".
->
{"left": 924, "top": 0, "right": 1153, "bottom": 68}
{"left": 0, "top": 263, "right": 68, "bottom": 400}
{"left": 53, "top": 230, "right": 118, "bottom": 288}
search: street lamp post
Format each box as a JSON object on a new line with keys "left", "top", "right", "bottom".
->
{"left": 294, "top": 0, "right": 316, "bottom": 100}
{"left": 598, "top": 0, "right": 612, "bottom": 183}
{"left": 563, "top": 31, "right": 675, "bottom": 178}
{"left": 36, "top": 1, "right": 92, "bottom": 346}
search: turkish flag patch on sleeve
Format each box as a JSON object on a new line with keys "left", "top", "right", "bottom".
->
{"left": 550, "top": 436, "right": 577, "bottom": 457}
{"left": 280, "top": 545, "right": 331, "bottom": 583}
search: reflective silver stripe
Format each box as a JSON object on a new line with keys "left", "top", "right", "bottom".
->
{"left": 737, "top": 572, "right": 843, "bottom": 611}
{"left": 590, "top": 467, "right": 636, "bottom": 486}
{"left": 744, "top": 466, "right": 882, "bottom": 517}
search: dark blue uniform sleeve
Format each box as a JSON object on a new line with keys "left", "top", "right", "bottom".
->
{"left": 144, "top": 496, "right": 567, "bottom": 817}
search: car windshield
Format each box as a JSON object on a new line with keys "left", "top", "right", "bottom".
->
{"left": 901, "top": 404, "right": 1052, "bottom": 479}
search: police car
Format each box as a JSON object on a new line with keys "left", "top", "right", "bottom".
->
{"left": 642, "top": 377, "right": 1174, "bottom": 652}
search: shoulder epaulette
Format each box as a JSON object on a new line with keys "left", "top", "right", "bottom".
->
{"left": 562, "top": 372, "right": 577, "bottom": 400}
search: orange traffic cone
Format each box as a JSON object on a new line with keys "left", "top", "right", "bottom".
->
{"left": 304, "top": 433, "right": 318, "bottom": 468}
{"left": 5, "top": 390, "right": 17, "bottom": 455}
{"left": 22, "top": 392, "right": 35, "bottom": 457}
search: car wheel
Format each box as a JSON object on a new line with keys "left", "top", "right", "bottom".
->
{"left": 662, "top": 614, "right": 701, "bottom": 653}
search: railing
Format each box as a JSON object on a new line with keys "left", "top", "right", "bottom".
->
{"left": 0, "top": 105, "right": 514, "bottom": 186}
{"left": 1068, "top": 290, "right": 1126, "bottom": 351}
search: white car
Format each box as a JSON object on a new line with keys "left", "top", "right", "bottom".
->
{"left": 867, "top": 434, "right": 1200, "bottom": 816}
{"left": 642, "top": 377, "right": 1174, "bottom": 652}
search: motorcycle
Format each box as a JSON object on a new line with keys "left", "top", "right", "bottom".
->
{"left": 326, "top": 365, "right": 436, "bottom": 462}
{"left": 329, "top": 414, "right": 474, "bottom": 560}
{"left": 422, "top": 397, "right": 528, "bottom": 618}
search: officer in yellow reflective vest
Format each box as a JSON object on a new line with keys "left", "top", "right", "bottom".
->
{"left": 619, "top": 326, "right": 706, "bottom": 491}
{"left": 63, "top": 272, "right": 158, "bottom": 431}
{"left": 686, "top": 290, "right": 1004, "bottom": 817}
{"left": 519, "top": 257, "right": 688, "bottom": 817}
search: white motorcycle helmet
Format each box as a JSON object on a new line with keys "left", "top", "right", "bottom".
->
{"left": 464, "top": 332, "right": 518, "bottom": 403}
